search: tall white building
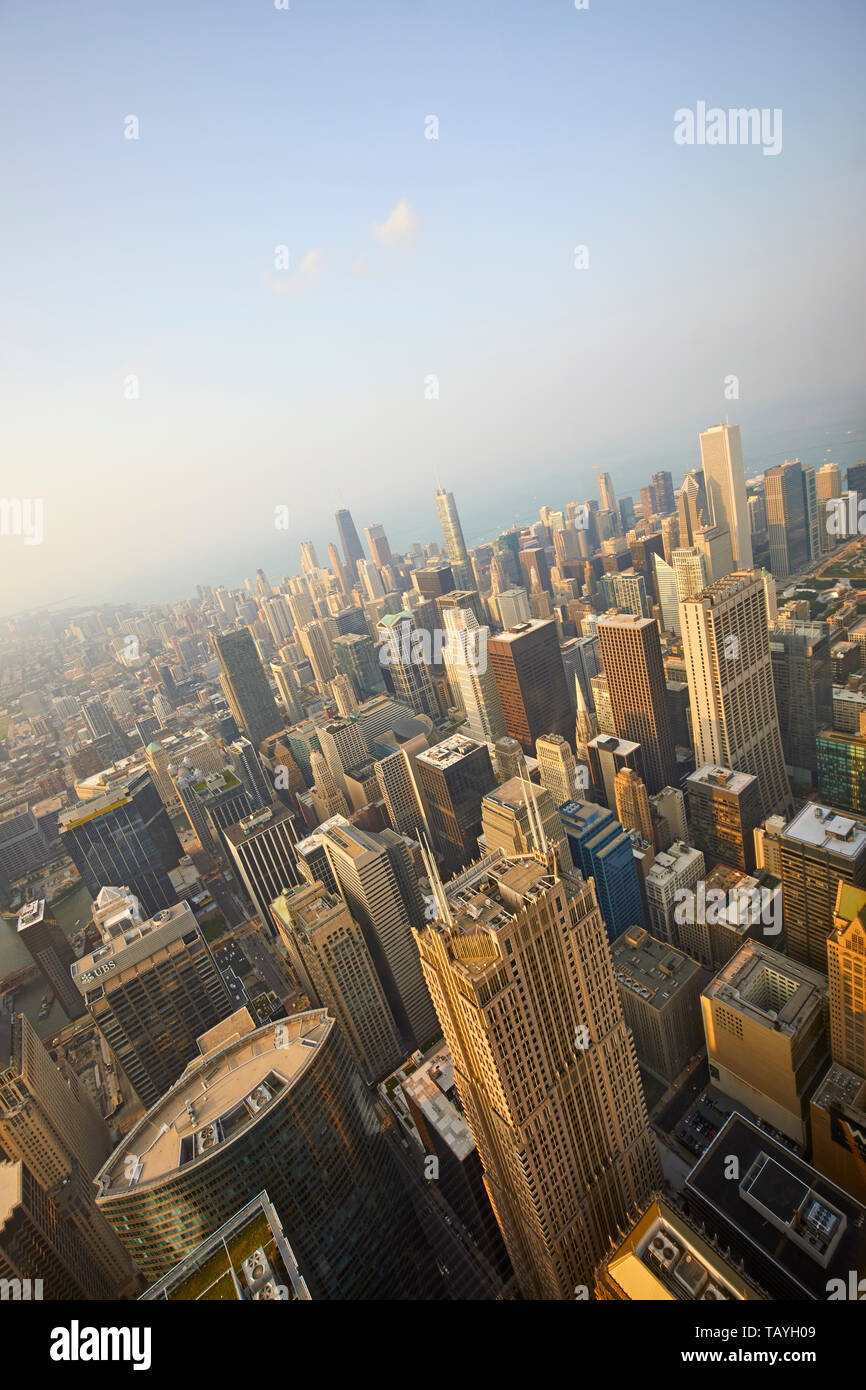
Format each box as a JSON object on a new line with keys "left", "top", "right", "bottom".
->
{"left": 700, "top": 423, "right": 753, "bottom": 570}
{"left": 680, "top": 570, "right": 792, "bottom": 819}
{"left": 441, "top": 605, "right": 506, "bottom": 743}
{"left": 645, "top": 841, "right": 705, "bottom": 943}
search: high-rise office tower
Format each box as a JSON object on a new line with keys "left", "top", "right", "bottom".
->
{"left": 765, "top": 460, "right": 810, "bottom": 578}
{"left": 535, "top": 733, "right": 579, "bottom": 807}
{"left": 328, "top": 540, "right": 349, "bottom": 594}
{"left": 597, "top": 613, "right": 677, "bottom": 794}
{"left": 609, "top": 569, "right": 651, "bottom": 619}
{"left": 817, "top": 728, "right": 866, "bottom": 813}
{"left": 573, "top": 673, "right": 599, "bottom": 765}
{"left": 0, "top": 1008, "right": 110, "bottom": 1189}
{"left": 441, "top": 605, "right": 506, "bottom": 743}
{"left": 299, "top": 619, "right": 338, "bottom": 693}
{"left": 640, "top": 484, "right": 656, "bottom": 523}
{"left": 414, "top": 847, "right": 661, "bottom": 1298}
{"left": 614, "top": 767, "right": 654, "bottom": 843}
{"left": 335, "top": 506, "right": 365, "bottom": 573}
{"left": 364, "top": 523, "right": 393, "bottom": 570}
{"left": 598, "top": 471, "right": 618, "bottom": 516}
{"left": 769, "top": 619, "right": 832, "bottom": 780}
{"left": 680, "top": 571, "right": 791, "bottom": 819}
{"left": 317, "top": 717, "right": 369, "bottom": 795}
{"left": 672, "top": 546, "right": 708, "bottom": 605}
{"left": 329, "top": 672, "right": 357, "bottom": 717}
{"left": 780, "top": 803, "right": 866, "bottom": 972}
{"left": 228, "top": 735, "right": 273, "bottom": 809}
{"left": 488, "top": 619, "right": 572, "bottom": 752}
{"left": 685, "top": 764, "right": 762, "bottom": 872}
{"left": 610, "top": 928, "right": 704, "bottom": 1084}
{"left": 358, "top": 557, "right": 386, "bottom": 601}
{"left": 414, "top": 735, "right": 496, "bottom": 873}
{"left": 694, "top": 522, "right": 734, "bottom": 585}
{"left": 271, "top": 883, "right": 402, "bottom": 1083}
{"left": 817, "top": 463, "right": 842, "bottom": 553}
{"left": 435, "top": 487, "right": 469, "bottom": 567}
{"left": 71, "top": 894, "right": 234, "bottom": 1109}
{"left": 702, "top": 941, "right": 829, "bottom": 1147}
{"left": 676, "top": 469, "right": 708, "bottom": 547}
{"left": 653, "top": 554, "right": 681, "bottom": 633}
{"left": 299, "top": 540, "right": 321, "bottom": 574}
{"left": 587, "top": 733, "right": 643, "bottom": 809}
{"left": 321, "top": 822, "right": 439, "bottom": 1050}
{"left": 645, "top": 841, "right": 705, "bottom": 944}
{"left": 0, "top": 1159, "right": 120, "bottom": 1300}
{"left": 95, "top": 1009, "right": 440, "bottom": 1296}
{"left": 481, "top": 777, "right": 574, "bottom": 874}
{"left": 377, "top": 612, "right": 440, "bottom": 721}
{"left": 59, "top": 772, "right": 182, "bottom": 917}
{"left": 491, "top": 735, "right": 528, "bottom": 784}
{"left": 652, "top": 470, "right": 675, "bottom": 516}
{"left": 375, "top": 745, "right": 429, "bottom": 838}
{"left": 699, "top": 423, "right": 752, "bottom": 570}
{"left": 309, "top": 749, "right": 351, "bottom": 822}
{"left": 827, "top": 882, "right": 866, "bottom": 1079}
{"left": 15, "top": 899, "right": 85, "bottom": 1020}
{"left": 0, "top": 1007, "right": 138, "bottom": 1297}
{"left": 213, "top": 627, "right": 283, "bottom": 748}
{"left": 332, "top": 631, "right": 385, "bottom": 701}
{"left": 492, "top": 585, "right": 532, "bottom": 629}
{"left": 224, "top": 804, "right": 300, "bottom": 930}
{"left": 560, "top": 800, "right": 646, "bottom": 941}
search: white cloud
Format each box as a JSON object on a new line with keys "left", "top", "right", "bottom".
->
{"left": 351, "top": 255, "right": 373, "bottom": 277}
{"left": 264, "top": 247, "right": 326, "bottom": 297}
{"left": 372, "top": 199, "right": 420, "bottom": 249}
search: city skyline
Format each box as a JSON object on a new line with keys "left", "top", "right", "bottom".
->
{"left": 2, "top": 0, "right": 866, "bottom": 613}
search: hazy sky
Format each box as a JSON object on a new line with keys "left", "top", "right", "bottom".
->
{"left": 2, "top": 0, "right": 865, "bottom": 615}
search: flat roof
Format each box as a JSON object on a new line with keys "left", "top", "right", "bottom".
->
{"left": 416, "top": 734, "right": 481, "bottom": 769}
{"left": 96, "top": 1011, "right": 333, "bottom": 1198}
{"left": 686, "top": 1113, "right": 866, "bottom": 1297}
{"left": 688, "top": 764, "right": 757, "bottom": 794}
{"left": 611, "top": 928, "right": 700, "bottom": 1009}
{"left": 704, "top": 940, "right": 828, "bottom": 1037}
{"left": 782, "top": 803, "right": 866, "bottom": 857}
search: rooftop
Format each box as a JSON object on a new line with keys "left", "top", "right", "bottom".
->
{"left": 603, "top": 1196, "right": 764, "bottom": 1301}
{"left": 610, "top": 927, "right": 701, "bottom": 1010}
{"left": 782, "top": 803, "right": 866, "bottom": 857}
{"left": 686, "top": 1114, "right": 866, "bottom": 1296}
{"left": 71, "top": 900, "right": 201, "bottom": 992}
{"left": 688, "top": 764, "right": 757, "bottom": 794}
{"left": 704, "top": 940, "right": 828, "bottom": 1037}
{"left": 96, "top": 1010, "right": 333, "bottom": 1197}
{"left": 401, "top": 1049, "right": 475, "bottom": 1162}
{"left": 416, "top": 734, "right": 481, "bottom": 770}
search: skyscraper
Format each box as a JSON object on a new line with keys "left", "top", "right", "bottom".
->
{"left": 699, "top": 423, "right": 753, "bottom": 570}
{"left": 321, "top": 822, "right": 439, "bottom": 1050}
{"left": 765, "top": 460, "right": 810, "bottom": 578}
{"left": 597, "top": 613, "right": 677, "bottom": 794}
{"left": 780, "top": 803, "right": 866, "bottom": 972}
{"left": 15, "top": 899, "right": 85, "bottom": 1020}
{"left": 685, "top": 764, "right": 762, "bottom": 872}
{"left": 364, "top": 523, "right": 393, "bottom": 570}
{"left": 488, "top": 619, "right": 572, "bottom": 752}
{"left": 435, "top": 487, "right": 469, "bottom": 567}
{"left": 414, "top": 734, "right": 496, "bottom": 873}
{"left": 598, "top": 471, "right": 618, "bottom": 516}
{"left": 535, "top": 732, "right": 579, "bottom": 807}
{"left": 213, "top": 627, "right": 283, "bottom": 748}
{"left": 614, "top": 767, "right": 654, "bottom": 843}
{"left": 224, "top": 804, "right": 301, "bottom": 931}
{"left": 414, "top": 847, "right": 661, "bottom": 1298}
{"left": 481, "top": 776, "right": 574, "bottom": 874}
{"left": 652, "top": 470, "right": 675, "bottom": 516}
{"left": 71, "top": 894, "right": 234, "bottom": 1109}
{"left": 377, "top": 612, "right": 440, "bottom": 721}
{"left": 680, "top": 571, "right": 791, "bottom": 819}
{"left": 817, "top": 462, "right": 842, "bottom": 553}
{"left": 441, "top": 605, "right": 506, "bottom": 742}
{"left": 335, "top": 506, "right": 365, "bottom": 573}
{"left": 59, "top": 772, "right": 182, "bottom": 916}
{"left": 94, "top": 1009, "right": 440, "bottom": 1296}
{"left": 560, "top": 799, "right": 646, "bottom": 941}
{"left": 769, "top": 619, "right": 832, "bottom": 780}
{"left": 270, "top": 882, "right": 403, "bottom": 1083}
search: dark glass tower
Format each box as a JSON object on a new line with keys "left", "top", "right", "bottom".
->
{"left": 58, "top": 772, "right": 181, "bottom": 916}
{"left": 213, "top": 627, "right": 283, "bottom": 749}
{"left": 335, "top": 507, "right": 365, "bottom": 573}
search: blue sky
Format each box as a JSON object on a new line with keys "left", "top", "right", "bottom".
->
{"left": 2, "top": 0, "right": 865, "bottom": 612}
